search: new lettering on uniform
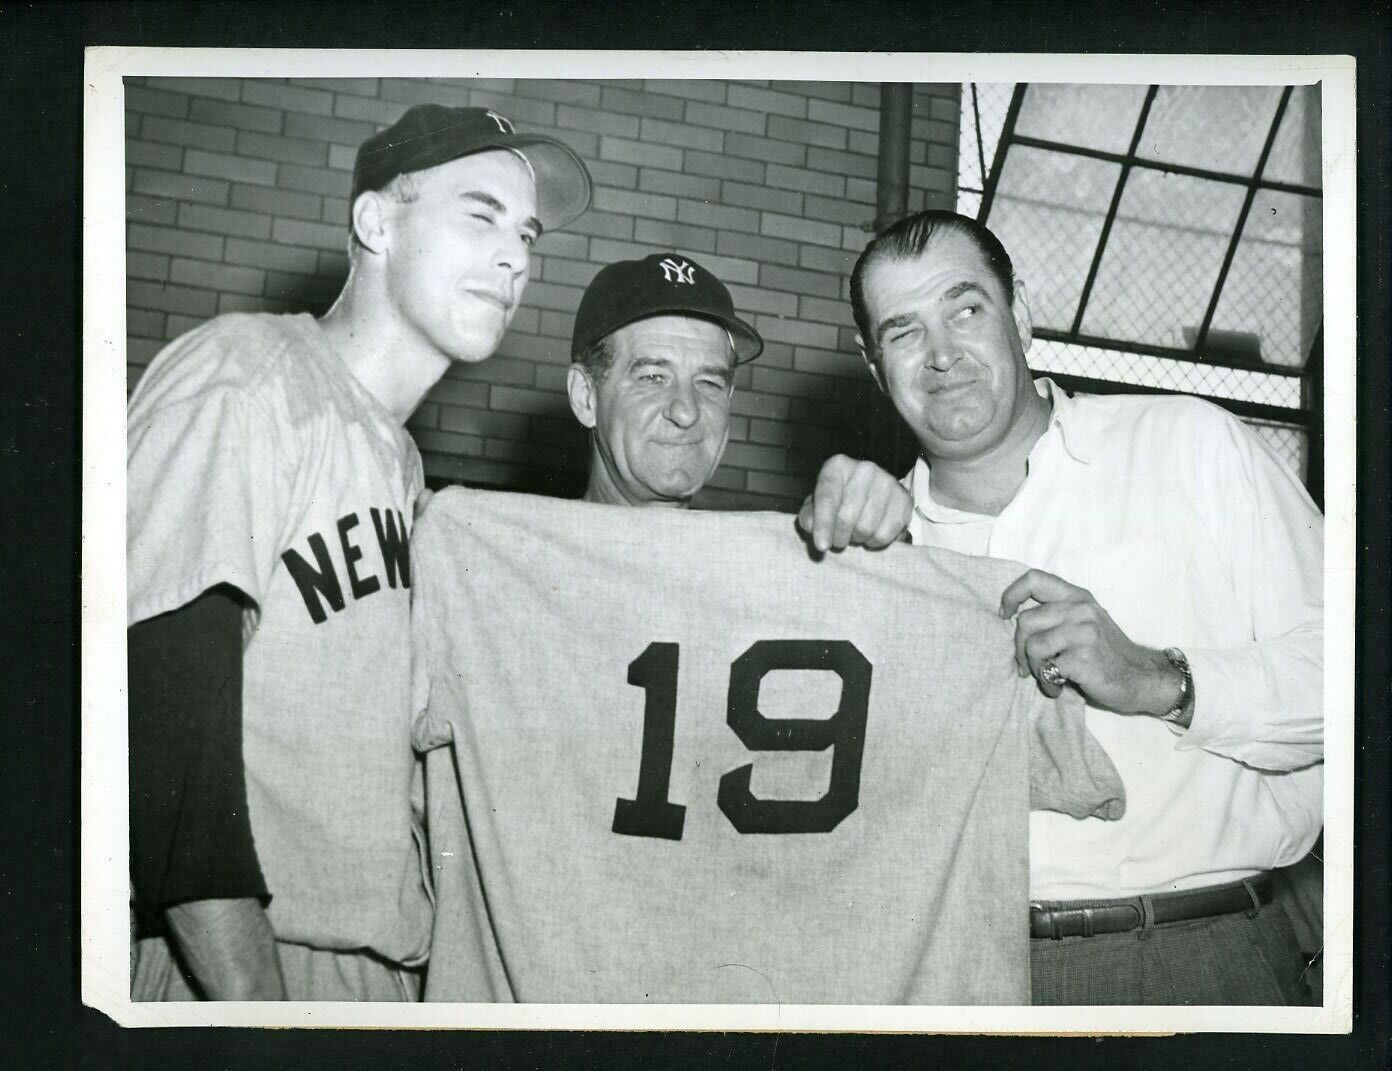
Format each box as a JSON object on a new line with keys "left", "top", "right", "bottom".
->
{"left": 412, "top": 490, "right": 1125, "bottom": 1005}
{"left": 281, "top": 506, "right": 411, "bottom": 624}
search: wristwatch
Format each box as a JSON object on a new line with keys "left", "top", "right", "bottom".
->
{"left": 1159, "top": 647, "right": 1194, "bottom": 726}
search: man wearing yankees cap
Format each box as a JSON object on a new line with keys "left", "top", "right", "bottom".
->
{"left": 126, "top": 104, "right": 591, "bottom": 1000}
{"left": 566, "top": 252, "right": 764, "bottom": 508}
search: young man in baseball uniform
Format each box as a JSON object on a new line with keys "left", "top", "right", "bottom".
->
{"left": 800, "top": 209, "right": 1324, "bottom": 1005}
{"left": 565, "top": 251, "right": 763, "bottom": 508}
{"left": 126, "top": 104, "right": 591, "bottom": 1001}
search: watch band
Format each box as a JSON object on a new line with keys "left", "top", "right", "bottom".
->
{"left": 1160, "top": 647, "right": 1194, "bottom": 725}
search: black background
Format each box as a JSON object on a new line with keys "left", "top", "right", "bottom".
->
{"left": 3, "top": 2, "right": 1388, "bottom": 1067}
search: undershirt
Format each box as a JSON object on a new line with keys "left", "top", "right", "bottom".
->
{"left": 128, "top": 585, "right": 266, "bottom": 935}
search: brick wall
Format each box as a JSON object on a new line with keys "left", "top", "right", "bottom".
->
{"left": 125, "top": 77, "right": 961, "bottom": 510}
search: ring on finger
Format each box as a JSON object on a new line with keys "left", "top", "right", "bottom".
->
{"left": 1039, "top": 659, "right": 1067, "bottom": 688}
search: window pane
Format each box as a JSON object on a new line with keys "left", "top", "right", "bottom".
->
{"left": 1028, "top": 338, "right": 1303, "bottom": 409}
{"left": 988, "top": 146, "right": 1121, "bottom": 331}
{"left": 1014, "top": 83, "right": 1150, "bottom": 154}
{"left": 1140, "top": 85, "right": 1283, "bottom": 175}
{"left": 958, "top": 83, "right": 1017, "bottom": 192}
{"left": 1263, "top": 85, "right": 1321, "bottom": 187}
{"left": 957, "top": 87, "right": 987, "bottom": 193}
{"left": 1081, "top": 169, "right": 1246, "bottom": 349}
{"left": 1209, "top": 190, "right": 1322, "bottom": 368}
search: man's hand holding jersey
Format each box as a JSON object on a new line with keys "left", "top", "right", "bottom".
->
{"left": 798, "top": 456, "right": 1184, "bottom": 718}
{"left": 999, "top": 568, "right": 1187, "bottom": 720}
{"left": 797, "top": 453, "right": 913, "bottom": 552}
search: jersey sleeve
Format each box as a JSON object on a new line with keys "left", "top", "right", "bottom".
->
{"left": 409, "top": 504, "right": 456, "bottom": 755}
{"left": 127, "top": 379, "right": 292, "bottom": 626}
{"left": 1022, "top": 678, "right": 1127, "bottom": 820}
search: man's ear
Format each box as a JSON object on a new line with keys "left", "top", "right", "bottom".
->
{"left": 1012, "top": 279, "right": 1034, "bottom": 353}
{"left": 856, "top": 333, "right": 886, "bottom": 393}
{"left": 566, "top": 364, "right": 598, "bottom": 429}
{"left": 350, "top": 192, "right": 389, "bottom": 255}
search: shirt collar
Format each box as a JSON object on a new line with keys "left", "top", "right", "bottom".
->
{"left": 1034, "top": 376, "right": 1099, "bottom": 465}
{"left": 908, "top": 455, "right": 969, "bottom": 522}
{"left": 908, "top": 376, "right": 1096, "bottom": 523}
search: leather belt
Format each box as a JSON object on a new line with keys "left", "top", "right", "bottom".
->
{"left": 1029, "top": 875, "right": 1273, "bottom": 940}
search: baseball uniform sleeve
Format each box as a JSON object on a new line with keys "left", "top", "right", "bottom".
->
{"left": 129, "top": 585, "right": 269, "bottom": 931}
{"left": 127, "top": 384, "right": 292, "bottom": 626}
{"left": 1023, "top": 675, "right": 1126, "bottom": 820}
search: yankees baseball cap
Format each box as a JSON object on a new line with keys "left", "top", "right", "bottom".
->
{"left": 571, "top": 252, "right": 764, "bottom": 364}
{"left": 352, "top": 104, "right": 593, "bottom": 232}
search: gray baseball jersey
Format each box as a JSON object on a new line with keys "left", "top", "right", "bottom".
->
{"left": 412, "top": 489, "right": 1124, "bottom": 1004}
{"left": 127, "top": 312, "right": 431, "bottom": 966}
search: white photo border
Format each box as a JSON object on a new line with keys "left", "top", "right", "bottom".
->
{"left": 82, "top": 47, "right": 1356, "bottom": 1033}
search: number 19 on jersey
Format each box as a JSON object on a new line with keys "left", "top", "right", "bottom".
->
{"left": 612, "top": 639, "right": 872, "bottom": 840}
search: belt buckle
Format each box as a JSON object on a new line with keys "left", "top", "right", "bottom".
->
{"left": 1029, "top": 902, "right": 1071, "bottom": 942}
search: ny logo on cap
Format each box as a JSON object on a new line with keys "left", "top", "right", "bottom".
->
{"left": 486, "top": 110, "right": 515, "bottom": 134}
{"left": 659, "top": 257, "right": 696, "bottom": 285}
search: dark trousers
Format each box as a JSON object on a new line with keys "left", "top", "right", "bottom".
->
{"left": 1030, "top": 895, "right": 1316, "bottom": 1005}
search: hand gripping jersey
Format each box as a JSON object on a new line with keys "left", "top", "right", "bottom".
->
{"left": 412, "top": 490, "right": 1124, "bottom": 1004}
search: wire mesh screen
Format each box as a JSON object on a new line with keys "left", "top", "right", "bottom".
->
{"left": 1081, "top": 168, "right": 1247, "bottom": 348}
{"left": 1245, "top": 419, "right": 1310, "bottom": 483}
{"left": 1142, "top": 85, "right": 1285, "bottom": 175}
{"left": 956, "top": 83, "right": 1017, "bottom": 218}
{"left": 957, "top": 81, "right": 1321, "bottom": 487}
{"left": 1028, "top": 339, "right": 1303, "bottom": 409}
{"left": 1210, "top": 188, "right": 1323, "bottom": 368}
{"left": 988, "top": 148, "right": 1119, "bottom": 332}
{"left": 1015, "top": 83, "right": 1149, "bottom": 154}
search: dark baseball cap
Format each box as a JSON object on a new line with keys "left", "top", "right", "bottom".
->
{"left": 571, "top": 252, "right": 764, "bottom": 364}
{"left": 352, "top": 104, "right": 593, "bottom": 232}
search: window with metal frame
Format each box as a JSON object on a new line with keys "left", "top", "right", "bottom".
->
{"left": 957, "top": 82, "right": 1322, "bottom": 501}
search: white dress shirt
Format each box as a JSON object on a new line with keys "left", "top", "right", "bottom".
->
{"left": 905, "top": 379, "right": 1324, "bottom": 899}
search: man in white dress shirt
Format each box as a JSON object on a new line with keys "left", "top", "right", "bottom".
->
{"left": 798, "top": 209, "right": 1323, "bottom": 1005}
